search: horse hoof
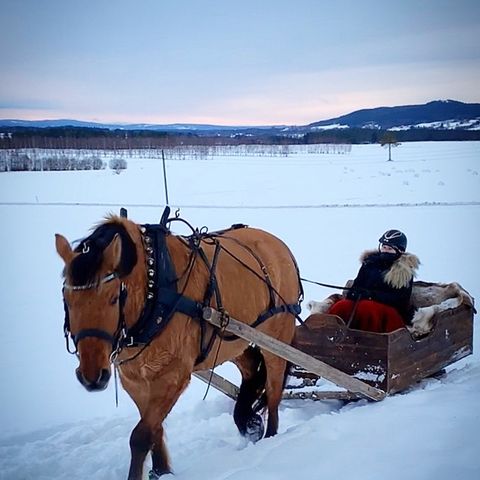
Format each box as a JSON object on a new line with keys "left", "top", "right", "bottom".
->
{"left": 245, "top": 413, "right": 264, "bottom": 443}
{"left": 148, "top": 469, "right": 172, "bottom": 479}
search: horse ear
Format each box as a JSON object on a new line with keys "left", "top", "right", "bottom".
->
{"left": 103, "top": 233, "right": 122, "bottom": 271}
{"left": 55, "top": 234, "right": 74, "bottom": 264}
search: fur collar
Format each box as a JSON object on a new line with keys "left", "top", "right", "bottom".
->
{"left": 360, "top": 249, "right": 421, "bottom": 289}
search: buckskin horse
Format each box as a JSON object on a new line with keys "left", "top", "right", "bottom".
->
{"left": 55, "top": 208, "right": 302, "bottom": 479}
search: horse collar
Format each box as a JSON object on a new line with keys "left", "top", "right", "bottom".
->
{"left": 140, "top": 225, "right": 158, "bottom": 302}
{"left": 120, "top": 223, "right": 201, "bottom": 349}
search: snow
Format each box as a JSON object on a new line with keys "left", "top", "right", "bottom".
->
{"left": 0, "top": 140, "right": 479, "bottom": 479}
{"left": 390, "top": 118, "right": 480, "bottom": 131}
{"left": 311, "top": 123, "right": 349, "bottom": 130}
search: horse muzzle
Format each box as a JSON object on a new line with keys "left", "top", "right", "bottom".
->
{"left": 76, "top": 367, "right": 111, "bottom": 391}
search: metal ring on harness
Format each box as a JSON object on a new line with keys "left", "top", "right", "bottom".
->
{"left": 219, "top": 310, "right": 230, "bottom": 330}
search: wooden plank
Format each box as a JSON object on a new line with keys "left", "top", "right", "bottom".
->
{"left": 193, "top": 370, "right": 239, "bottom": 400}
{"left": 203, "top": 307, "right": 386, "bottom": 401}
{"left": 193, "top": 370, "right": 361, "bottom": 403}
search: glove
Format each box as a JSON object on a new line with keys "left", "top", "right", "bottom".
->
{"left": 349, "top": 287, "right": 371, "bottom": 300}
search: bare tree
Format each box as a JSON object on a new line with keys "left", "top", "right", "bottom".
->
{"left": 380, "top": 132, "right": 400, "bottom": 161}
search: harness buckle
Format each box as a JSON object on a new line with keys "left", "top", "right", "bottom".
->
{"left": 110, "top": 349, "right": 119, "bottom": 364}
{"left": 64, "top": 331, "right": 78, "bottom": 355}
{"left": 219, "top": 310, "right": 230, "bottom": 330}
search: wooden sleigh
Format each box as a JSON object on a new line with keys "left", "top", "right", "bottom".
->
{"left": 194, "top": 281, "right": 475, "bottom": 402}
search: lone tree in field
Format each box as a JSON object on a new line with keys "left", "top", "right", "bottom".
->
{"left": 380, "top": 132, "right": 400, "bottom": 161}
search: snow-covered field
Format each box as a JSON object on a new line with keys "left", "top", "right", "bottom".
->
{"left": 0, "top": 141, "right": 479, "bottom": 480}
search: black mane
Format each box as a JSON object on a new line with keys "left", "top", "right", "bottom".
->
{"left": 69, "top": 221, "right": 137, "bottom": 286}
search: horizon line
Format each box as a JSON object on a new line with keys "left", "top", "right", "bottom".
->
{"left": 0, "top": 98, "right": 475, "bottom": 129}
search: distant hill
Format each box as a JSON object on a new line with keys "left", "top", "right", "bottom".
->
{"left": 1, "top": 100, "right": 480, "bottom": 147}
{"left": 307, "top": 100, "right": 480, "bottom": 131}
{"left": 2, "top": 100, "right": 480, "bottom": 134}
{"left": 0, "top": 118, "right": 286, "bottom": 136}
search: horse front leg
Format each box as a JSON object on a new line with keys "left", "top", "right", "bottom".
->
{"left": 144, "top": 361, "right": 192, "bottom": 479}
{"left": 128, "top": 420, "right": 152, "bottom": 480}
{"left": 127, "top": 418, "right": 171, "bottom": 480}
{"left": 149, "top": 424, "right": 171, "bottom": 479}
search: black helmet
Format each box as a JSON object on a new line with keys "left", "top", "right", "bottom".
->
{"left": 379, "top": 229, "right": 407, "bottom": 252}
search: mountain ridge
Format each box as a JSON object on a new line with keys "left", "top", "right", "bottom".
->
{"left": 308, "top": 99, "right": 480, "bottom": 130}
{"left": 1, "top": 100, "right": 479, "bottom": 133}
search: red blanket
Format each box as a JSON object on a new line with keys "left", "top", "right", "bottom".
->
{"left": 328, "top": 299, "right": 405, "bottom": 333}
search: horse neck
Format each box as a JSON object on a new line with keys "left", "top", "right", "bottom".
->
{"left": 166, "top": 234, "right": 196, "bottom": 291}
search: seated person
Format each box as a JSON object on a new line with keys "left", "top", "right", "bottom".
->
{"left": 327, "top": 229, "right": 420, "bottom": 333}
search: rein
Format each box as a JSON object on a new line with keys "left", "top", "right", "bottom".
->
{"left": 300, "top": 277, "right": 354, "bottom": 291}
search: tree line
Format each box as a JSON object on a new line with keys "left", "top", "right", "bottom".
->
{"left": 0, "top": 126, "right": 479, "bottom": 150}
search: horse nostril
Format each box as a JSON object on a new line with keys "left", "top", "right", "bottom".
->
{"left": 98, "top": 368, "right": 111, "bottom": 385}
{"left": 76, "top": 367, "right": 110, "bottom": 391}
{"left": 75, "top": 367, "right": 85, "bottom": 385}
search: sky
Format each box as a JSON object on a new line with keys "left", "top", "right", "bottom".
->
{"left": 1, "top": 0, "right": 480, "bottom": 125}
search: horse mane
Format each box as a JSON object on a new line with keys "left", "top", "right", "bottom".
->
{"left": 68, "top": 216, "right": 138, "bottom": 286}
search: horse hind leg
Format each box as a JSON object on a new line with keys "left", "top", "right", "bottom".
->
{"left": 233, "top": 346, "right": 267, "bottom": 443}
{"left": 261, "top": 351, "right": 291, "bottom": 438}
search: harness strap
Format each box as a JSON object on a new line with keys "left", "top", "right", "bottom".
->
{"left": 123, "top": 288, "right": 203, "bottom": 347}
{"left": 217, "top": 234, "right": 276, "bottom": 308}
{"left": 201, "top": 239, "right": 223, "bottom": 309}
{"left": 254, "top": 303, "right": 302, "bottom": 326}
{"left": 194, "top": 239, "right": 225, "bottom": 364}
{"left": 221, "top": 303, "right": 302, "bottom": 342}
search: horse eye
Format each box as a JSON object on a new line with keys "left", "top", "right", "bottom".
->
{"left": 110, "top": 296, "right": 119, "bottom": 305}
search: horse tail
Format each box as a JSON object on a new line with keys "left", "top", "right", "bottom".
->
{"left": 234, "top": 346, "right": 292, "bottom": 440}
{"left": 253, "top": 359, "right": 292, "bottom": 415}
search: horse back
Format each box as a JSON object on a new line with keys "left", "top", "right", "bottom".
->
{"left": 218, "top": 227, "right": 300, "bottom": 298}
{"left": 170, "top": 226, "right": 301, "bottom": 325}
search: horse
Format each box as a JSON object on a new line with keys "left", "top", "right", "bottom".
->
{"left": 55, "top": 208, "right": 302, "bottom": 479}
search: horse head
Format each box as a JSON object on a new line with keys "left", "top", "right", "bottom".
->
{"left": 55, "top": 220, "right": 138, "bottom": 391}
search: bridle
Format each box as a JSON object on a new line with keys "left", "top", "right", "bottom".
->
{"left": 62, "top": 272, "right": 128, "bottom": 356}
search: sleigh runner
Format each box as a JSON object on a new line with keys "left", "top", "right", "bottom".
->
{"left": 195, "top": 281, "right": 475, "bottom": 402}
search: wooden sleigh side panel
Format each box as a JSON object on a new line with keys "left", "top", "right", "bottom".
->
{"left": 293, "top": 314, "right": 390, "bottom": 391}
{"left": 387, "top": 304, "right": 473, "bottom": 393}
{"left": 292, "top": 303, "right": 474, "bottom": 395}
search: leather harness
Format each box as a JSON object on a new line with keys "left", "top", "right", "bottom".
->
{"left": 63, "top": 207, "right": 302, "bottom": 365}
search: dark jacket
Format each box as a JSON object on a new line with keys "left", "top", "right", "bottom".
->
{"left": 346, "top": 250, "right": 420, "bottom": 323}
